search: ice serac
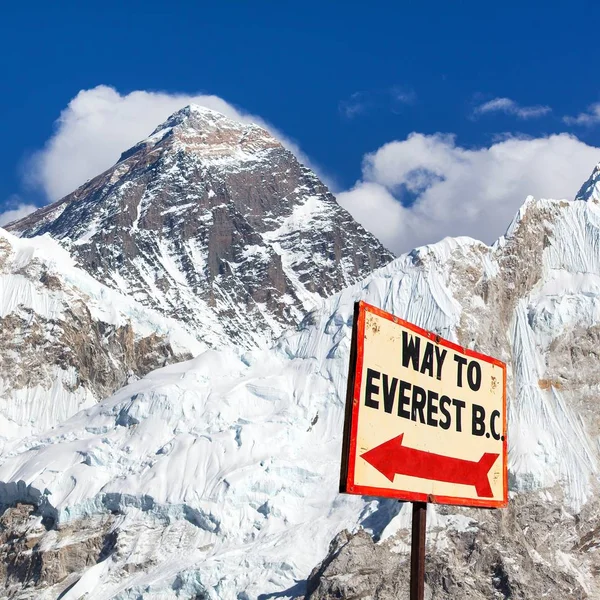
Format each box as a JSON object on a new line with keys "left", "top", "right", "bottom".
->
{"left": 7, "top": 105, "right": 394, "bottom": 348}
{"left": 5, "top": 186, "right": 600, "bottom": 598}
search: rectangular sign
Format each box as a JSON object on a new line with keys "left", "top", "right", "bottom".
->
{"left": 340, "top": 301, "right": 507, "bottom": 508}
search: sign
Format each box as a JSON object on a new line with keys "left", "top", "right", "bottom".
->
{"left": 340, "top": 301, "right": 507, "bottom": 508}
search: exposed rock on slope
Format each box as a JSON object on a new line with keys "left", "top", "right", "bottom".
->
{"left": 305, "top": 495, "right": 592, "bottom": 600}
{"left": 7, "top": 105, "right": 394, "bottom": 349}
{"left": 0, "top": 229, "right": 201, "bottom": 445}
{"left": 3, "top": 187, "right": 600, "bottom": 598}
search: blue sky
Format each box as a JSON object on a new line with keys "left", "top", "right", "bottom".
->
{"left": 3, "top": 0, "right": 600, "bottom": 252}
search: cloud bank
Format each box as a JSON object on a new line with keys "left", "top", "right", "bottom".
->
{"left": 15, "top": 86, "right": 600, "bottom": 258}
{"left": 473, "top": 97, "right": 551, "bottom": 119}
{"left": 339, "top": 87, "right": 416, "bottom": 119}
{"left": 564, "top": 103, "right": 600, "bottom": 126}
{"left": 0, "top": 201, "right": 37, "bottom": 226}
{"left": 27, "top": 85, "right": 311, "bottom": 202}
{"left": 337, "top": 133, "right": 600, "bottom": 254}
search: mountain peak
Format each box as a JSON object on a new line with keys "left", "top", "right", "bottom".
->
{"left": 118, "top": 103, "right": 281, "bottom": 165}
{"left": 575, "top": 162, "right": 600, "bottom": 202}
{"left": 150, "top": 103, "right": 256, "bottom": 134}
{"left": 8, "top": 106, "right": 393, "bottom": 349}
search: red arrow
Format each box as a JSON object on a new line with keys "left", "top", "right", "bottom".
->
{"left": 361, "top": 434, "right": 499, "bottom": 498}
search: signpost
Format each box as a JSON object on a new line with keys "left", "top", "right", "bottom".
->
{"left": 340, "top": 301, "right": 507, "bottom": 599}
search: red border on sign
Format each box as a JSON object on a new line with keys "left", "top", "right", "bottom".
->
{"left": 340, "top": 301, "right": 508, "bottom": 509}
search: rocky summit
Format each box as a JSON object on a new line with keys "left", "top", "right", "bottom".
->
{"left": 7, "top": 106, "right": 393, "bottom": 349}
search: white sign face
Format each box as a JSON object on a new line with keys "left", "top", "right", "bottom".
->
{"left": 340, "top": 301, "right": 507, "bottom": 508}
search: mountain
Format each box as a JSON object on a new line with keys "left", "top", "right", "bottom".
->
{"left": 576, "top": 162, "right": 600, "bottom": 201}
{"left": 0, "top": 228, "right": 202, "bottom": 448}
{"left": 3, "top": 183, "right": 600, "bottom": 598}
{"left": 7, "top": 105, "right": 394, "bottom": 349}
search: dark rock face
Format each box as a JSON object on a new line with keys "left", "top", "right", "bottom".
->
{"left": 0, "top": 307, "right": 182, "bottom": 405}
{"left": 0, "top": 503, "right": 117, "bottom": 599}
{"left": 8, "top": 106, "right": 394, "bottom": 348}
{"left": 305, "top": 494, "right": 591, "bottom": 600}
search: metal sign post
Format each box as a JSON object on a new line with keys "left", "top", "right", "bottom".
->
{"left": 340, "top": 301, "right": 508, "bottom": 598}
{"left": 410, "top": 501, "right": 426, "bottom": 600}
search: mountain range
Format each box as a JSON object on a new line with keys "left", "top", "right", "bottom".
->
{"left": 1, "top": 106, "right": 600, "bottom": 599}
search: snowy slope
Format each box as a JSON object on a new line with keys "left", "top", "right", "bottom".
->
{"left": 4, "top": 192, "right": 600, "bottom": 598}
{"left": 0, "top": 228, "right": 203, "bottom": 447}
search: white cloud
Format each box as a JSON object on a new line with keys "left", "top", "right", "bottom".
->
{"left": 337, "top": 133, "right": 600, "bottom": 254}
{"left": 339, "top": 87, "right": 415, "bottom": 119}
{"left": 26, "top": 85, "right": 316, "bottom": 201}
{"left": 473, "top": 97, "right": 551, "bottom": 119}
{"left": 339, "top": 92, "right": 368, "bottom": 119}
{"left": 563, "top": 103, "right": 600, "bottom": 126}
{"left": 391, "top": 88, "right": 417, "bottom": 105}
{"left": 0, "top": 202, "right": 38, "bottom": 227}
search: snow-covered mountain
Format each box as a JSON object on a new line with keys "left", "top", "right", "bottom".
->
{"left": 3, "top": 182, "right": 600, "bottom": 598}
{"left": 0, "top": 229, "right": 203, "bottom": 447}
{"left": 7, "top": 105, "right": 393, "bottom": 349}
